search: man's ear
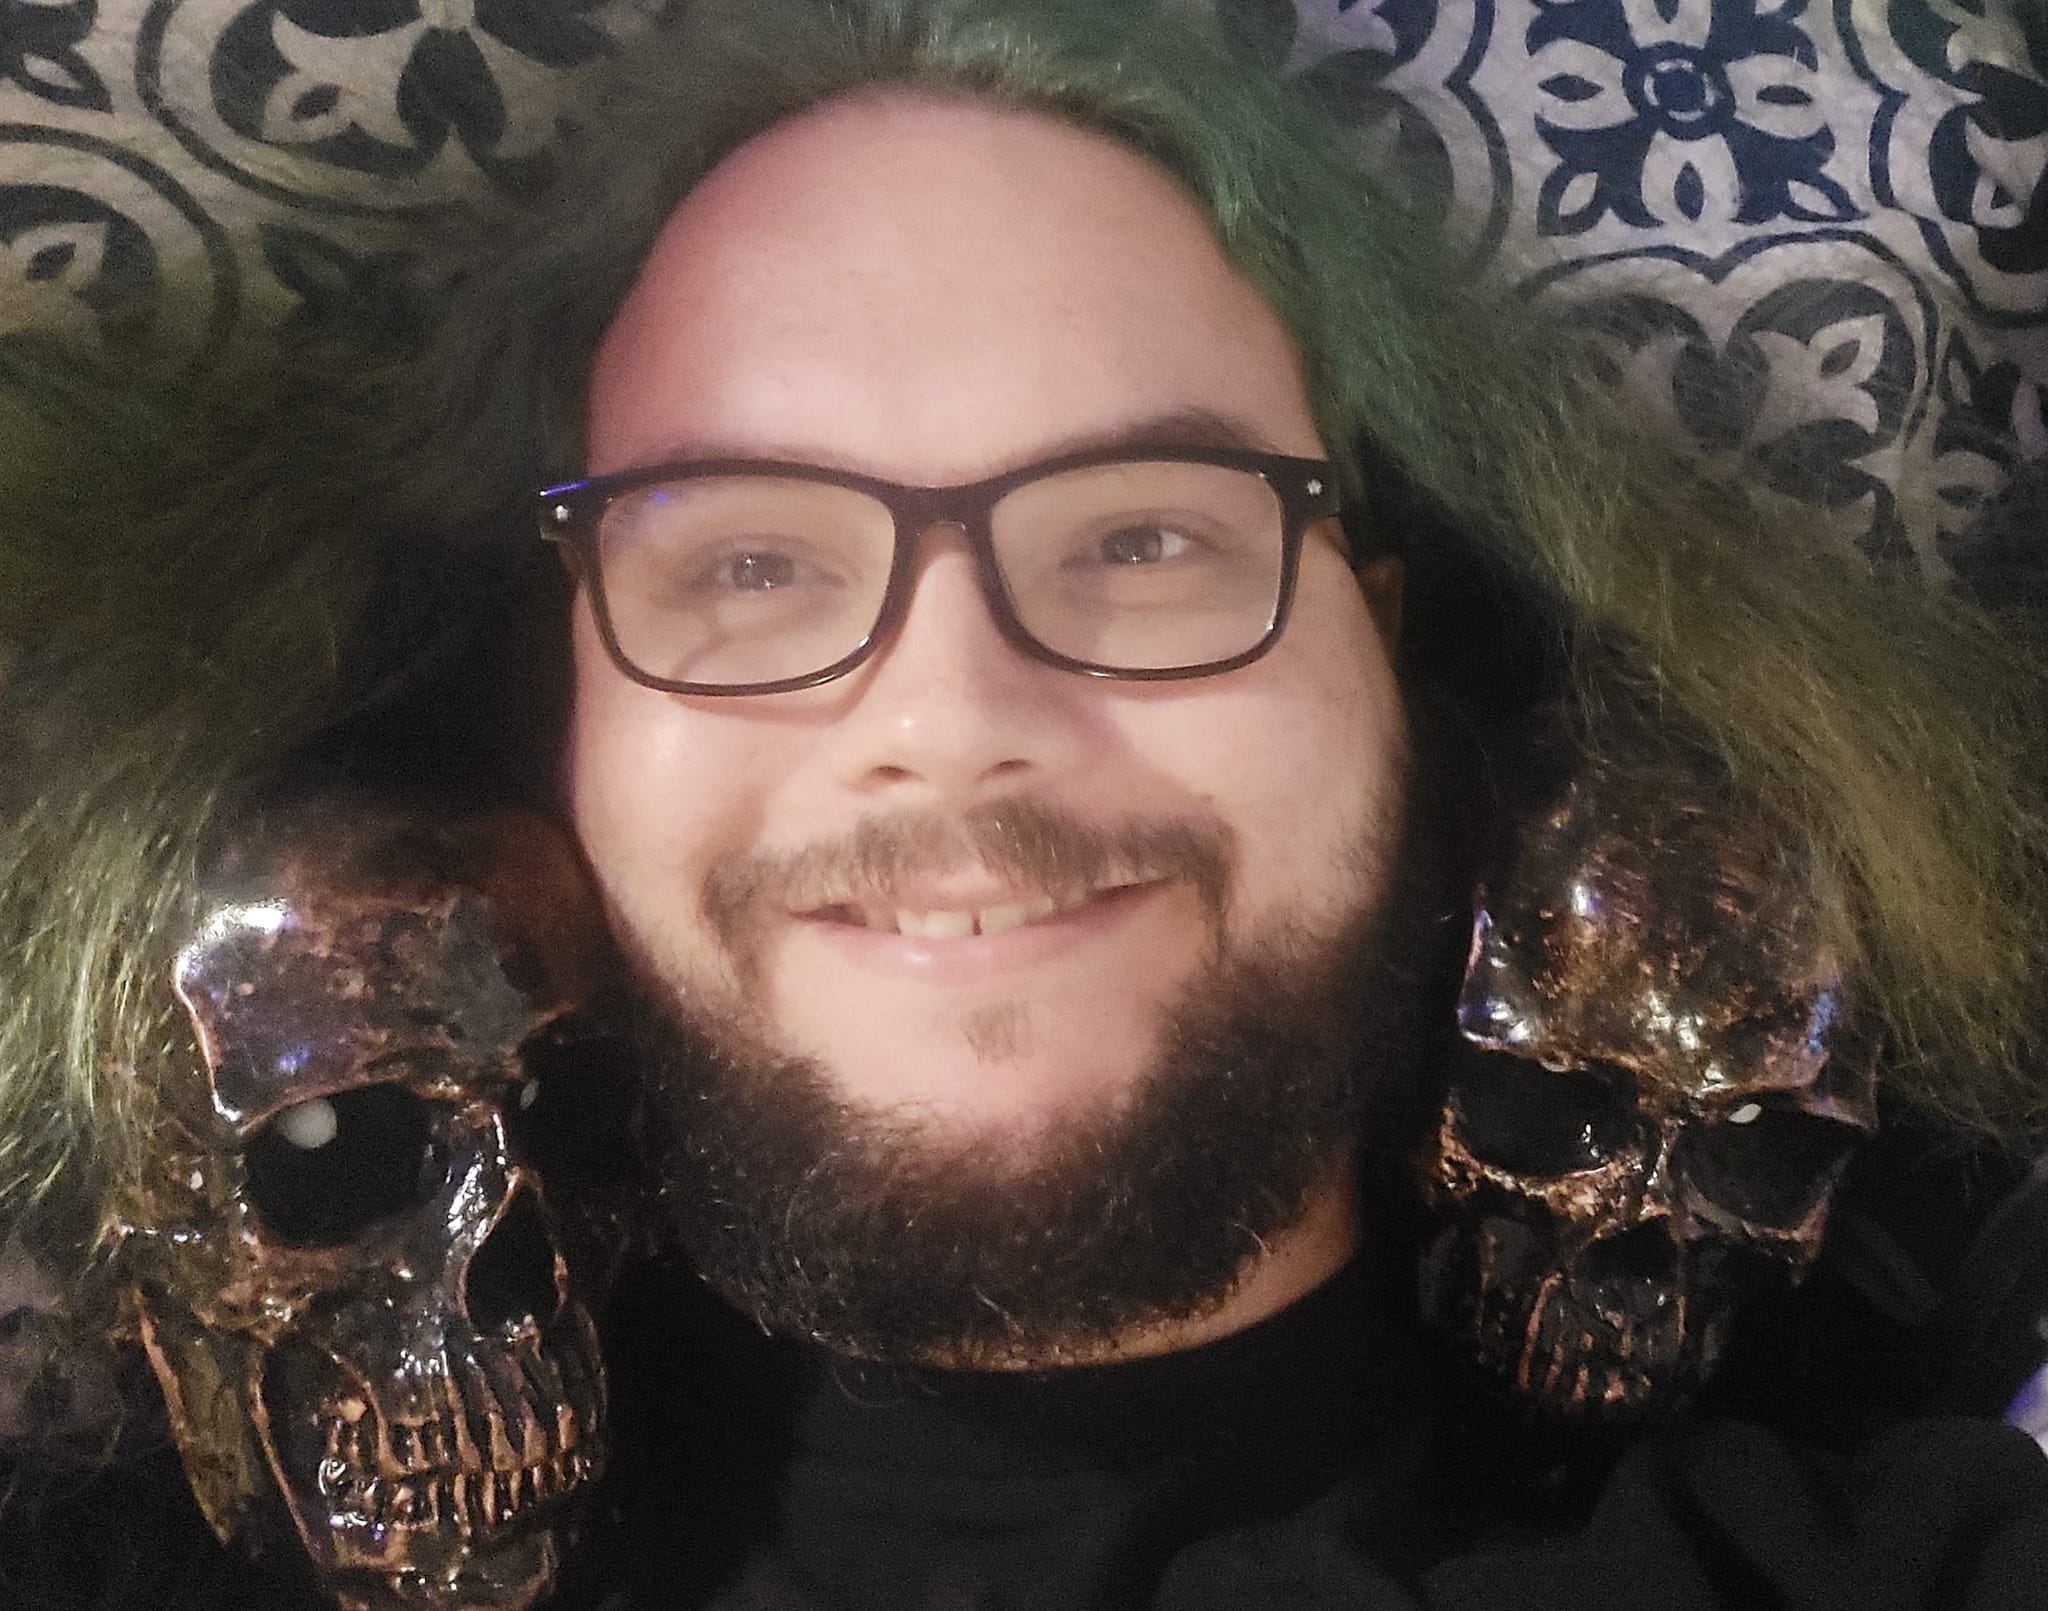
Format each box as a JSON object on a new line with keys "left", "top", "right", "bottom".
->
{"left": 1356, "top": 555, "right": 1403, "bottom": 644}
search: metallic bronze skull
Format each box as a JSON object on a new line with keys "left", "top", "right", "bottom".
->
{"left": 1419, "top": 756, "right": 1878, "bottom": 1427}
{"left": 114, "top": 801, "right": 626, "bottom": 1610}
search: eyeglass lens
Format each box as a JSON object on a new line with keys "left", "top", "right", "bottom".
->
{"left": 592, "top": 460, "right": 1290, "bottom": 687}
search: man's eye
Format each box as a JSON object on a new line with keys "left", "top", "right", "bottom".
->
{"left": 1090, "top": 524, "right": 1197, "bottom": 567}
{"left": 704, "top": 548, "right": 800, "bottom": 591}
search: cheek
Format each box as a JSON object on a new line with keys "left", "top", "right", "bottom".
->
{"left": 1183, "top": 588, "right": 1407, "bottom": 926}
{"left": 563, "top": 603, "right": 760, "bottom": 954}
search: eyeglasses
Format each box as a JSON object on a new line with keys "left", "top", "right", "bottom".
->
{"left": 537, "top": 445, "right": 1350, "bottom": 696}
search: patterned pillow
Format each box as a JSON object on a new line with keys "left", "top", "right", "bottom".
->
{"left": 0, "top": 0, "right": 2038, "bottom": 568}
{"left": 1278, "top": 0, "right": 2046, "bottom": 574}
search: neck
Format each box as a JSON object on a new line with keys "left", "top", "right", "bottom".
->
{"left": 936, "top": 1151, "right": 1363, "bottom": 1371}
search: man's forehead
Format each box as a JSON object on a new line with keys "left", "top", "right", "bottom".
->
{"left": 646, "top": 88, "right": 1183, "bottom": 268}
{"left": 584, "top": 88, "right": 1325, "bottom": 484}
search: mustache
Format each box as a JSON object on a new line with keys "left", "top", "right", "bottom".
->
{"left": 702, "top": 795, "right": 1235, "bottom": 940}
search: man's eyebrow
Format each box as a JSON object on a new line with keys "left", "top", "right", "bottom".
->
{"left": 610, "top": 407, "right": 1308, "bottom": 484}
{"left": 1021, "top": 408, "right": 1302, "bottom": 463}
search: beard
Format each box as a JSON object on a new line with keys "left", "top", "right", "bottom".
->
{"left": 625, "top": 791, "right": 1441, "bottom": 1367}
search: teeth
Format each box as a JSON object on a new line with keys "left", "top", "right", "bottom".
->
{"left": 443, "top": 1371, "right": 481, "bottom": 1469}
{"left": 314, "top": 1334, "right": 603, "bottom": 1539}
{"left": 886, "top": 892, "right": 1069, "bottom": 938}
{"left": 896, "top": 908, "right": 975, "bottom": 939}
{"left": 977, "top": 894, "right": 1058, "bottom": 934}
{"left": 488, "top": 1407, "right": 520, "bottom": 1472}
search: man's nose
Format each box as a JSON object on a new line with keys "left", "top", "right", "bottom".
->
{"left": 823, "top": 527, "right": 1091, "bottom": 800}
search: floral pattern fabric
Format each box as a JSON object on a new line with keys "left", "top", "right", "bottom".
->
{"left": 0, "top": 0, "right": 2039, "bottom": 572}
{"left": 1277, "top": 0, "right": 2048, "bottom": 571}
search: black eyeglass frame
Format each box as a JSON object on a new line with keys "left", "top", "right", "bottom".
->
{"left": 538, "top": 444, "right": 1350, "bottom": 697}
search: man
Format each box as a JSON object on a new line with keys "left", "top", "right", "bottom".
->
{"left": 436, "top": 2, "right": 2048, "bottom": 1604}
{"left": 4, "top": 1, "right": 2048, "bottom": 1606}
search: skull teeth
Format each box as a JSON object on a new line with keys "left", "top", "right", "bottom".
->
{"left": 316, "top": 1359, "right": 603, "bottom": 1538}
{"left": 326, "top": 1447, "right": 594, "bottom": 1536}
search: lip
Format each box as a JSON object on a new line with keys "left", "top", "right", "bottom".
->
{"left": 785, "top": 880, "right": 1173, "bottom": 983}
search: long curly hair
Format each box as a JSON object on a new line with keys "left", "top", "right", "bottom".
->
{"left": 2, "top": 0, "right": 2044, "bottom": 1258}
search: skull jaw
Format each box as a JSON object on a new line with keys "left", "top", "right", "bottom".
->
{"left": 257, "top": 1312, "right": 607, "bottom": 1611}
{"left": 271, "top": 1458, "right": 568, "bottom": 1611}
{"left": 1421, "top": 1215, "right": 1736, "bottom": 1429}
{"left": 136, "top": 1293, "right": 606, "bottom": 1611}
{"left": 307, "top": 1532, "right": 561, "bottom": 1611}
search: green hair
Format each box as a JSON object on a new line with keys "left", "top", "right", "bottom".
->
{"left": 2, "top": 0, "right": 2045, "bottom": 1260}
{"left": 0, "top": 340, "right": 388, "bottom": 1236}
{"left": 373, "top": 0, "right": 2048, "bottom": 1133}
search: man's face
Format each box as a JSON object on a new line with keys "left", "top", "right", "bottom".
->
{"left": 567, "top": 92, "right": 1409, "bottom": 1352}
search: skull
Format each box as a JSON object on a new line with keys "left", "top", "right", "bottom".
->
{"left": 1419, "top": 756, "right": 1878, "bottom": 1427}
{"left": 114, "top": 800, "right": 629, "bottom": 1610}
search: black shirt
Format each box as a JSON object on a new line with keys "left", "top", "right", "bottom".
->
{"left": 591, "top": 1252, "right": 2048, "bottom": 1610}
{"left": 7, "top": 1246, "right": 2047, "bottom": 1610}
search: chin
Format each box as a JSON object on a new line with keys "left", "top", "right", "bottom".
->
{"left": 811, "top": 1035, "right": 1160, "bottom": 1139}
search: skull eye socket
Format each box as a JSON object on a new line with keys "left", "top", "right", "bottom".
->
{"left": 1449, "top": 1049, "right": 1641, "bottom": 1176}
{"left": 1671, "top": 1108, "right": 1862, "bottom": 1227}
{"left": 243, "top": 1084, "right": 444, "bottom": 1246}
{"left": 505, "top": 1031, "right": 639, "bottom": 1187}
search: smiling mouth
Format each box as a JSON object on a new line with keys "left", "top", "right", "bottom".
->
{"left": 801, "top": 880, "right": 1154, "bottom": 939}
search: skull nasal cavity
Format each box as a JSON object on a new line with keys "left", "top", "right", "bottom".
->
{"left": 1584, "top": 1221, "right": 1681, "bottom": 1286}
{"left": 463, "top": 1191, "right": 564, "bottom": 1332}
